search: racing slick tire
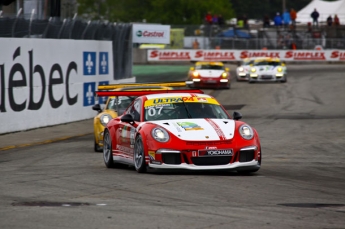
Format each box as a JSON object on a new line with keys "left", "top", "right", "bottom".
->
{"left": 94, "top": 138, "right": 103, "bottom": 152}
{"left": 103, "top": 130, "right": 117, "bottom": 168}
{"left": 237, "top": 168, "right": 260, "bottom": 175}
{"left": 280, "top": 77, "right": 287, "bottom": 83}
{"left": 134, "top": 135, "right": 147, "bottom": 173}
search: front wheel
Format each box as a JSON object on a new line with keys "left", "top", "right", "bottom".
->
{"left": 103, "top": 130, "right": 116, "bottom": 168}
{"left": 94, "top": 138, "right": 103, "bottom": 152}
{"left": 134, "top": 135, "right": 147, "bottom": 173}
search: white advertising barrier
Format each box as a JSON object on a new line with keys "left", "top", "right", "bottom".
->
{"left": 132, "top": 24, "right": 170, "bottom": 44}
{"left": 0, "top": 38, "right": 133, "bottom": 134}
{"left": 147, "top": 49, "right": 345, "bottom": 61}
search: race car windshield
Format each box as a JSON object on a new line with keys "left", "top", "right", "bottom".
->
{"left": 144, "top": 102, "right": 230, "bottom": 121}
{"left": 243, "top": 60, "right": 254, "bottom": 65}
{"left": 254, "top": 61, "right": 281, "bottom": 66}
{"left": 107, "top": 96, "right": 136, "bottom": 114}
{"left": 196, "top": 65, "right": 224, "bottom": 70}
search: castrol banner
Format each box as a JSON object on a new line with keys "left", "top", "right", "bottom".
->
{"left": 133, "top": 24, "right": 170, "bottom": 44}
{"left": 147, "top": 50, "right": 345, "bottom": 61}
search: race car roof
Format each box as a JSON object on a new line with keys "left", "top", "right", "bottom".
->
{"left": 254, "top": 57, "right": 281, "bottom": 62}
{"left": 96, "top": 89, "right": 204, "bottom": 97}
{"left": 98, "top": 81, "right": 186, "bottom": 90}
{"left": 195, "top": 61, "right": 224, "bottom": 66}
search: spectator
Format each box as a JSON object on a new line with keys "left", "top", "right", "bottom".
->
{"left": 212, "top": 14, "right": 218, "bottom": 25}
{"left": 237, "top": 14, "right": 244, "bottom": 27}
{"left": 327, "top": 15, "right": 333, "bottom": 26}
{"left": 290, "top": 41, "right": 297, "bottom": 50}
{"left": 263, "top": 14, "right": 270, "bottom": 28}
{"left": 282, "top": 9, "right": 291, "bottom": 29}
{"left": 334, "top": 14, "right": 340, "bottom": 26}
{"left": 243, "top": 14, "right": 249, "bottom": 29}
{"left": 290, "top": 8, "right": 297, "bottom": 27}
{"left": 218, "top": 14, "right": 225, "bottom": 27}
{"left": 205, "top": 12, "right": 212, "bottom": 24}
{"left": 274, "top": 12, "right": 283, "bottom": 28}
{"left": 193, "top": 39, "right": 200, "bottom": 49}
{"left": 310, "top": 8, "right": 319, "bottom": 28}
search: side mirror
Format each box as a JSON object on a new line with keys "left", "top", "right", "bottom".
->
{"left": 232, "top": 111, "right": 242, "bottom": 120}
{"left": 92, "top": 104, "right": 102, "bottom": 112}
{"left": 250, "top": 64, "right": 253, "bottom": 67}
{"left": 121, "top": 113, "right": 135, "bottom": 124}
{"left": 190, "top": 67, "right": 195, "bottom": 71}
{"left": 225, "top": 67, "right": 230, "bottom": 72}
{"left": 281, "top": 62, "right": 286, "bottom": 66}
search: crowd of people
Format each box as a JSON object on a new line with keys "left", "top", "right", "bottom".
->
{"left": 204, "top": 12, "right": 225, "bottom": 27}
{"left": 264, "top": 8, "right": 341, "bottom": 30}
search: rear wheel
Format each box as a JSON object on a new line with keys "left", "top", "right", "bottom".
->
{"left": 134, "top": 135, "right": 147, "bottom": 173}
{"left": 103, "top": 130, "right": 116, "bottom": 168}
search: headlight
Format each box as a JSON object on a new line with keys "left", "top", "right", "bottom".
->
{"left": 192, "top": 71, "right": 199, "bottom": 77}
{"left": 100, "top": 114, "right": 112, "bottom": 126}
{"left": 239, "top": 124, "right": 254, "bottom": 140}
{"left": 277, "top": 67, "right": 282, "bottom": 72}
{"left": 221, "top": 72, "right": 228, "bottom": 78}
{"left": 250, "top": 68, "right": 256, "bottom": 72}
{"left": 151, "top": 128, "right": 170, "bottom": 142}
{"left": 238, "top": 67, "right": 244, "bottom": 72}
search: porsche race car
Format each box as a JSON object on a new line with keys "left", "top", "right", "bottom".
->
{"left": 186, "top": 61, "right": 231, "bottom": 89}
{"left": 249, "top": 58, "right": 287, "bottom": 83}
{"left": 236, "top": 58, "right": 254, "bottom": 81}
{"left": 97, "top": 89, "right": 262, "bottom": 174}
{"left": 92, "top": 82, "right": 184, "bottom": 152}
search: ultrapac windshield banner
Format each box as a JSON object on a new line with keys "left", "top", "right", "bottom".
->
{"left": 0, "top": 38, "right": 115, "bottom": 134}
{"left": 132, "top": 24, "right": 170, "bottom": 44}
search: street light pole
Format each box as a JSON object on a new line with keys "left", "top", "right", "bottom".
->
{"left": 282, "top": 0, "right": 286, "bottom": 13}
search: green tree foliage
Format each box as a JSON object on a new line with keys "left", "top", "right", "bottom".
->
{"left": 231, "top": 0, "right": 319, "bottom": 20}
{"left": 77, "top": 0, "right": 234, "bottom": 24}
{"left": 78, "top": 0, "right": 331, "bottom": 23}
{"left": 144, "top": 0, "right": 235, "bottom": 24}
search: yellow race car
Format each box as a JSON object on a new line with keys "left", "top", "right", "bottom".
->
{"left": 92, "top": 82, "right": 185, "bottom": 152}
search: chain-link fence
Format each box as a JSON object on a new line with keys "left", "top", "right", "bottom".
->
{"left": 0, "top": 13, "right": 132, "bottom": 80}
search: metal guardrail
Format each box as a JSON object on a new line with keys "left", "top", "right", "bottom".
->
{"left": 0, "top": 9, "right": 132, "bottom": 80}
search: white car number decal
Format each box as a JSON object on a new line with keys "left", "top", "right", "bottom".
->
{"left": 148, "top": 106, "right": 163, "bottom": 116}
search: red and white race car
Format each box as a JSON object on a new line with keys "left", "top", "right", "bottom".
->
{"left": 97, "top": 89, "right": 261, "bottom": 174}
{"left": 186, "top": 61, "right": 231, "bottom": 89}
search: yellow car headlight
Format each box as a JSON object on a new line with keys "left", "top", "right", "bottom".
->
{"left": 221, "top": 72, "right": 228, "bottom": 78}
{"left": 251, "top": 68, "right": 256, "bottom": 72}
{"left": 100, "top": 114, "right": 112, "bottom": 126}
{"left": 277, "top": 67, "right": 283, "bottom": 72}
{"left": 192, "top": 71, "right": 199, "bottom": 77}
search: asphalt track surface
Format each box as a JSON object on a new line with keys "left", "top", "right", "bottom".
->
{"left": 0, "top": 64, "right": 345, "bottom": 229}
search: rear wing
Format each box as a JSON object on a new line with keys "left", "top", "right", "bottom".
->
{"left": 96, "top": 89, "right": 204, "bottom": 97}
{"left": 98, "top": 81, "right": 187, "bottom": 90}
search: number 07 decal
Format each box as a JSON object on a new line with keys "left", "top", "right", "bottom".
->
{"left": 148, "top": 107, "right": 163, "bottom": 116}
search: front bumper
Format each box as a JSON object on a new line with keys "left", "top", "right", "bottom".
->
{"left": 249, "top": 73, "right": 286, "bottom": 82}
{"left": 147, "top": 146, "right": 261, "bottom": 171}
{"left": 149, "top": 160, "right": 260, "bottom": 171}
{"left": 187, "top": 78, "right": 230, "bottom": 88}
{"left": 237, "top": 73, "right": 249, "bottom": 81}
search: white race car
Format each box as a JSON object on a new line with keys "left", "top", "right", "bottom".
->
{"left": 249, "top": 58, "right": 287, "bottom": 83}
{"left": 236, "top": 58, "right": 254, "bottom": 81}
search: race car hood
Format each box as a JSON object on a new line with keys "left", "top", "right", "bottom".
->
{"left": 148, "top": 119, "right": 235, "bottom": 141}
{"left": 254, "top": 65, "right": 280, "bottom": 74}
{"left": 196, "top": 70, "right": 224, "bottom": 78}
